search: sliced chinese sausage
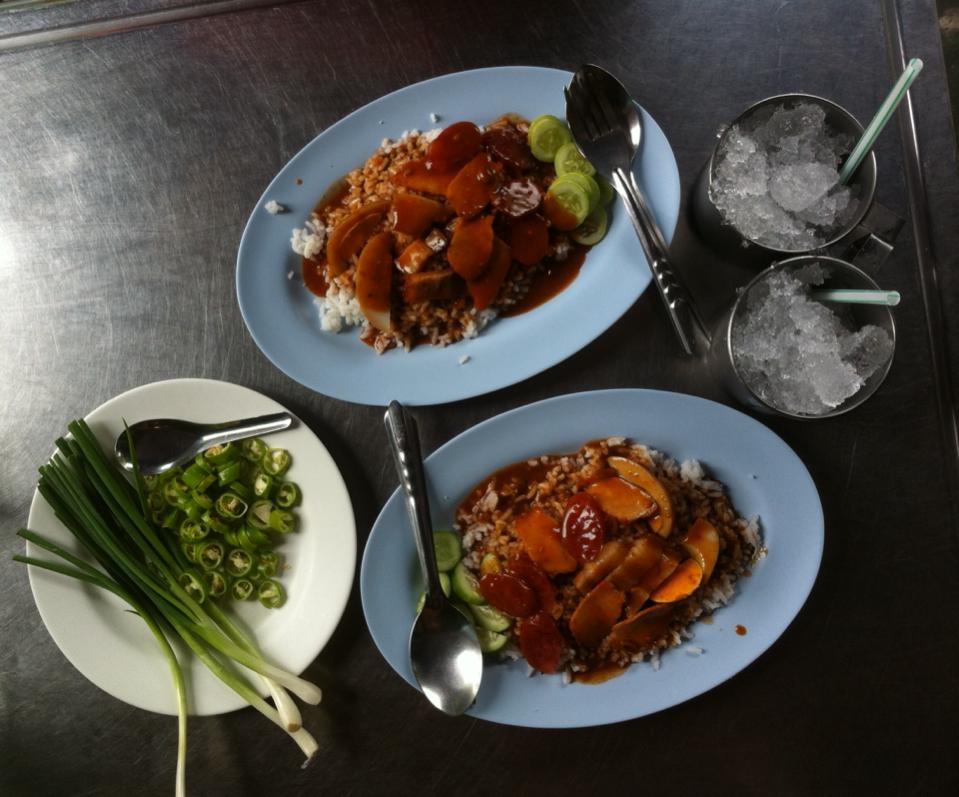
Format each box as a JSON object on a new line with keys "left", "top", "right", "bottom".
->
{"left": 395, "top": 239, "right": 434, "bottom": 273}
{"left": 561, "top": 491, "right": 605, "bottom": 563}
{"left": 681, "top": 518, "right": 721, "bottom": 581}
{"left": 517, "top": 611, "right": 564, "bottom": 673}
{"left": 650, "top": 558, "right": 703, "bottom": 604}
{"left": 390, "top": 192, "right": 450, "bottom": 237}
{"left": 482, "top": 125, "right": 536, "bottom": 172}
{"left": 493, "top": 179, "right": 543, "bottom": 218}
{"left": 426, "top": 121, "right": 482, "bottom": 172}
{"left": 391, "top": 158, "right": 457, "bottom": 196}
{"left": 354, "top": 231, "right": 394, "bottom": 332}
{"left": 573, "top": 538, "right": 629, "bottom": 593}
{"left": 466, "top": 236, "right": 512, "bottom": 312}
{"left": 609, "top": 604, "right": 676, "bottom": 652}
{"left": 513, "top": 505, "right": 577, "bottom": 574}
{"left": 448, "top": 214, "right": 495, "bottom": 280}
{"left": 585, "top": 477, "right": 657, "bottom": 522}
{"left": 608, "top": 535, "right": 665, "bottom": 591}
{"left": 569, "top": 579, "right": 625, "bottom": 649}
{"left": 607, "top": 456, "right": 674, "bottom": 537}
{"left": 508, "top": 214, "right": 550, "bottom": 267}
{"left": 447, "top": 152, "right": 501, "bottom": 217}
{"left": 401, "top": 269, "right": 467, "bottom": 304}
{"left": 625, "top": 586, "right": 650, "bottom": 614}
{"left": 507, "top": 553, "right": 556, "bottom": 613}
{"left": 326, "top": 200, "right": 390, "bottom": 275}
{"left": 478, "top": 571, "right": 538, "bottom": 618}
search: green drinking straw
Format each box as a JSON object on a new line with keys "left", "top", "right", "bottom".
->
{"left": 839, "top": 58, "right": 923, "bottom": 185}
{"left": 811, "top": 289, "right": 901, "bottom": 307}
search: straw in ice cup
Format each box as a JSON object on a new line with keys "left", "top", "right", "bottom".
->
{"left": 839, "top": 58, "right": 923, "bottom": 185}
{"left": 811, "top": 289, "right": 901, "bottom": 307}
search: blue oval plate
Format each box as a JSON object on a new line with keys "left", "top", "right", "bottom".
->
{"left": 236, "top": 67, "right": 680, "bottom": 406}
{"left": 361, "top": 389, "right": 823, "bottom": 727}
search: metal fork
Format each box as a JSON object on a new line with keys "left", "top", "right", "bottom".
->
{"left": 565, "top": 64, "right": 708, "bottom": 355}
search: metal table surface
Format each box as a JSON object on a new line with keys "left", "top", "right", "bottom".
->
{"left": 2, "top": 1, "right": 957, "bottom": 794}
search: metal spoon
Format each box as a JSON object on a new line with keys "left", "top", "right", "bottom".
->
{"left": 114, "top": 412, "right": 293, "bottom": 475}
{"left": 384, "top": 400, "right": 482, "bottom": 716}
{"left": 564, "top": 63, "right": 708, "bottom": 355}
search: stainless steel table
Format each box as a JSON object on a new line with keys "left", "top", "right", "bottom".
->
{"left": 2, "top": 1, "right": 958, "bottom": 793}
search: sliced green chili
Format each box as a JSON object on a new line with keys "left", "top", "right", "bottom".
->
{"left": 203, "top": 442, "right": 238, "bottom": 466}
{"left": 182, "top": 462, "right": 215, "bottom": 491}
{"left": 179, "top": 520, "right": 210, "bottom": 542}
{"left": 257, "top": 579, "right": 285, "bottom": 609}
{"left": 214, "top": 492, "right": 248, "bottom": 521}
{"left": 256, "top": 551, "right": 279, "bottom": 580}
{"left": 231, "top": 578, "right": 255, "bottom": 601}
{"left": 241, "top": 437, "right": 269, "bottom": 463}
{"left": 216, "top": 459, "right": 243, "bottom": 487}
{"left": 197, "top": 540, "right": 225, "bottom": 571}
{"left": 253, "top": 472, "right": 275, "bottom": 500}
{"left": 204, "top": 570, "right": 228, "bottom": 598}
{"left": 227, "top": 481, "right": 251, "bottom": 501}
{"left": 260, "top": 448, "right": 291, "bottom": 477}
{"left": 248, "top": 500, "right": 272, "bottom": 531}
{"left": 268, "top": 509, "right": 296, "bottom": 534}
{"left": 178, "top": 570, "right": 207, "bottom": 603}
{"left": 275, "top": 481, "right": 300, "bottom": 508}
{"left": 225, "top": 548, "right": 254, "bottom": 577}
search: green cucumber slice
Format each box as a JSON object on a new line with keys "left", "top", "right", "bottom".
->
{"left": 414, "top": 571, "right": 451, "bottom": 613}
{"left": 554, "top": 141, "right": 596, "bottom": 177}
{"left": 572, "top": 207, "right": 609, "bottom": 246}
{"left": 546, "top": 179, "right": 591, "bottom": 228}
{"left": 432, "top": 530, "right": 461, "bottom": 572}
{"left": 451, "top": 560, "right": 485, "bottom": 605}
{"left": 528, "top": 116, "right": 572, "bottom": 162}
{"left": 470, "top": 603, "right": 511, "bottom": 632}
{"left": 476, "top": 627, "right": 509, "bottom": 653}
{"left": 554, "top": 172, "right": 600, "bottom": 212}
{"left": 597, "top": 175, "right": 616, "bottom": 206}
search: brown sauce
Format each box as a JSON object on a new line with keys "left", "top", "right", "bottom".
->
{"left": 572, "top": 662, "right": 626, "bottom": 684}
{"left": 301, "top": 257, "right": 328, "bottom": 297}
{"left": 503, "top": 246, "right": 588, "bottom": 317}
{"left": 460, "top": 459, "right": 554, "bottom": 511}
{"left": 735, "top": 624, "right": 747, "bottom": 636}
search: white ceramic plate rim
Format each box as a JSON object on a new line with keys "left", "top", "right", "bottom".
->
{"left": 360, "top": 389, "right": 824, "bottom": 727}
{"left": 236, "top": 66, "right": 680, "bottom": 406}
{"left": 25, "top": 378, "right": 357, "bottom": 716}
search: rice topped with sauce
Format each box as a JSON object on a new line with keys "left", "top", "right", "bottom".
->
{"left": 454, "top": 438, "right": 764, "bottom": 679}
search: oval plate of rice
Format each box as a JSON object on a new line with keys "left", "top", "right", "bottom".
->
{"left": 235, "top": 66, "right": 679, "bottom": 405}
{"left": 361, "top": 389, "right": 822, "bottom": 727}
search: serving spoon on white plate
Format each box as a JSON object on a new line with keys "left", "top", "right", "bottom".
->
{"left": 114, "top": 412, "right": 293, "bottom": 475}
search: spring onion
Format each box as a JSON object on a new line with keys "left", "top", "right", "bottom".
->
{"left": 13, "top": 419, "right": 320, "bottom": 796}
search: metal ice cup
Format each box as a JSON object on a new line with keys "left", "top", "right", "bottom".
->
{"left": 709, "top": 255, "right": 896, "bottom": 420}
{"left": 692, "top": 94, "right": 878, "bottom": 261}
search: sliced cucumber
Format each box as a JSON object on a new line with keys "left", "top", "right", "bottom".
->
{"left": 414, "top": 571, "right": 451, "bottom": 613}
{"left": 546, "top": 179, "right": 591, "bottom": 228}
{"left": 528, "top": 115, "right": 572, "bottom": 162}
{"left": 475, "top": 627, "right": 509, "bottom": 653}
{"left": 451, "top": 560, "right": 485, "bottom": 605}
{"left": 470, "top": 603, "right": 511, "bottom": 632}
{"left": 572, "top": 207, "right": 609, "bottom": 246}
{"left": 432, "top": 530, "right": 461, "bottom": 572}
{"left": 554, "top": 141, "right": 596, "bottom": 177}
{"left": 554, "top": 172, "right": 600, "bottom": 212}
{"left": 597, "top": 175, "right": 616, "bottom": 206}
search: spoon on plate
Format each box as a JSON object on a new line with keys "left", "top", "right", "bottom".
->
{"left": 384, "top": 400, "right": 483, "bottom": 716}
{"left": 564, "top": 63, "right": 708, "bottom": 355}
{"left": 114, "top": 412, "right": 293, "bottom": 475}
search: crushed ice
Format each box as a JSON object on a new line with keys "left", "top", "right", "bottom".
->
{"left": 731, "top": 263, "right": 893, "bottom": 415}
{"left": 710, "top": 103, "right": 859, "bottom": 250}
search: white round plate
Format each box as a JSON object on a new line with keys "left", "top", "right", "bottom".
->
{"left": 25, "top": 378, "right": 356, "bottom": 716}
{"left": 236, "top": 66, "right": 680, "bottom": 406}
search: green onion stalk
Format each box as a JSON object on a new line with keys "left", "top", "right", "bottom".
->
{"left": 13, "top": 420, "right": 322, "bottom": 794}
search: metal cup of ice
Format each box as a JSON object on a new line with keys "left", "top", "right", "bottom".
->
{"left": 692, "top": 94, "right": 877, "bottom": 260}
{"left": 709, "top": 256, "right": 895, "bottom": 419}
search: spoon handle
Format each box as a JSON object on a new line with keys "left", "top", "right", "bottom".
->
{"left": 611, "top": 166, "right": 710, "bottom": 355}
{"left": 384, "top": 401, "right": 443, "bottom": 602}
{"left": 199, "top": 412, "right": 294, "bottom": 448}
